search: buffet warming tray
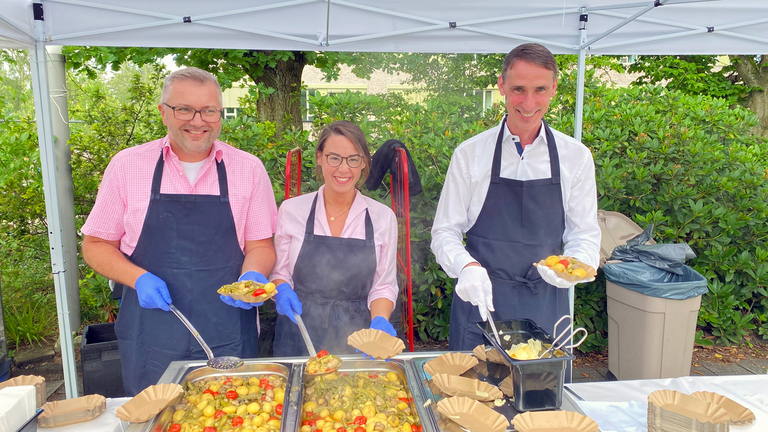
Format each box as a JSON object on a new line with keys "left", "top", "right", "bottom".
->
{"left": 120, "top": 351, "right": 579, "bottom": 432}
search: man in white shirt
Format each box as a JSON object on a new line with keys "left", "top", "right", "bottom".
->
{"left": 431, "top": 43, "right": 601, "bottom": 351}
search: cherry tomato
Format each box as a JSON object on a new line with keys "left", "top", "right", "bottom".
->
{"left": 214, "top": 410, "right": 226, "bottom": 419}
{"left": 232, "top": 417, "right": 244, "bottom": 427}
{"left": 559, "top": 259, "right": 570, "bottom": 268}
{"left": 303, "top": 419, "right": 317, "bottom": 427}
{"left": 305, "top": 412, "right": 315, "bottom": 418}
{"left": 252, "top": 288, "right": 266, "bottom": 297}
{"left": 353, "top": 415, "right": 367, "bottom": 425}
{"left": 263, "top": 384, "right": 274, "bottom": 391}
{"left": 368, "top": 374, "right": 378, "bottom": 379}
{"left": 275, "top": 404, "right": 283, "bottom": 415}
{"left": 203, "top": 428, "right": 217, "bottom": 432}
{"left": 355, "top": 428, "right": 366, "bottom": 432}
{"left": 269, "top": 417, "right": 280, "bottom": 422}
{"left": 259, "top": 378, "right": 270, "bottom": 387}
{"left": 154, "top": 426, "right": 164, "bottom": 432}
{"left": 225, "top": 390, "right": 238, "bottom": 400}
{"left": 203, "top": 389, "right": 218, "bottom": 396}
{"left": 337, "top": 428, "right": 346, "bottom": 432}
{"left": 398, "top": 397, "right": 409, "bottom": 402}
{"left": 317, "top": 350, "right": 329, "bottom": 358}
{"left": 168, "top": 424, "right": 181, "bottom": 432}
{"left": 222, "top": 377, "right": 232, "bottom": 384}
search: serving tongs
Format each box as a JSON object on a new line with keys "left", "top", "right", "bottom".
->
{"left": 295, "top": 312, "right": 341, "bottom": 375}
{"left": 538, "top": 315, "right": 588, "bottom": 359}
{"left": 485, "top": 307, "right": 502, "bottom": 346}
{"left": 169, "top": 303, "right": 244, "bottom": 370}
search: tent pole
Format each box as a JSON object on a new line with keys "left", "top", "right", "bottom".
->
{"left": 29, "top": 6, "right": 79, "bottom": 399}
{"left": 574, "top": 11, "right": 587, "bottom": 143}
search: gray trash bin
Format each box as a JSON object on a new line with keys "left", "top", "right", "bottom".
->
{"left": 597, "top": 211, "right": 708, "bottom": 380}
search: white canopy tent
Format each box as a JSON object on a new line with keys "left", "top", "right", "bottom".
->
{"left": 1, "top": 0, "right": 767, "bottom": 398}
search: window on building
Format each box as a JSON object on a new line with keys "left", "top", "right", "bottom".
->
{"left": 301, "top": 89, "right": 317, "bottom": 122}
{"left": 473, "top": 89, "right": 495, "bottom": 111}
{"left": 224, "top": 107, "right": 239, "bottom": 119}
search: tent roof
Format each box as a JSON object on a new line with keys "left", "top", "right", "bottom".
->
{"left": 1, "top": 0, "right": 767, "bottom": 54}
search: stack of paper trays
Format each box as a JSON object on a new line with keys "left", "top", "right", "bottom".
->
{"left": 647, "top": 390, "right": 730, "bottom": 432}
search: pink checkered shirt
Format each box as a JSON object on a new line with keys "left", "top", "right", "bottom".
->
{"left": 81, "top": 137, "right": 277, "bottom": 256}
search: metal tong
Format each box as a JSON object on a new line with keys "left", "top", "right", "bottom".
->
{"left": 538, "top": 315, "right": 588, "bottom": 359}
{"left": 169, "top": 303, "right": 243, "bottom": 370}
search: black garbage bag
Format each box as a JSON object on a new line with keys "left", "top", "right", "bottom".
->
{"left": 609, "top": 224, "right": 697, "bottom": 275}
{"left": 603, "top": 262, "right": 708, "bottom": 300}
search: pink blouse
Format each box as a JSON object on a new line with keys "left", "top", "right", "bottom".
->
{"left": 270, "top": 185, "right": 399, "bottom": 308}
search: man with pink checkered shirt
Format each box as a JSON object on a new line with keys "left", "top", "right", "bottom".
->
{"left": 81, "top": 67, "right": 277, "bottom": 396}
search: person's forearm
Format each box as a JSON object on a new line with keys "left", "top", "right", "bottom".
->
{"left": 370, "top": 298, "right": 394, "bottom": 321}
{"left": 81, "top": 235, "right": 146, "bottom": 288}
{"left": 242, "top": 238, "right": 276, "bottom": 277}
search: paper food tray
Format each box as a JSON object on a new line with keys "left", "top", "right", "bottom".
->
{"left": 346, "top": 329, "right": 405, "bottom": 359}
{"left": 648, "top": 390, "right": 729, "bottom": 431}
{"left": 512, "top": 411, "right": 599, "bottom": 432}
{"left": 424, "top": 352, "right": 478, "bottom": 377}
{"left": 38, "top": 394, "right": 106, "bottom": 428}
{"left": 431, "top": 373, "right": 504, "bottom": 401}
{"left": 690, "top": 391, "right": 755, "bottom": 425}
{"left": 436, "top": 396, "right": 509, "bottom": 432}
{"left": 0, "top": 375, "right": 46, "bottom": 408}
{"left": 116, "top": 383, "right": 184, "bottom": 423}
{"left": 216, "top": 280, "right": 277, "bottom": 303}
{"left": 534, "top": 255, "right": 597, "bottom": 282}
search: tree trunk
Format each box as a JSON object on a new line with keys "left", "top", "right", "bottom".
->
{"left": 730, "top": 54, "right": 768, "bottom": 138}
{"left": 243, "top": 51, "right": 307, "bottom": 137}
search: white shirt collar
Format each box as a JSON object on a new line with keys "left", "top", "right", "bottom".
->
{"left": 500, "top": 117, "right": 547, "bottom": 146}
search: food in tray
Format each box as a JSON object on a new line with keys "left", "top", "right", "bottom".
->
{"left": 301, "top": 371, "right": 423, "bottom": 432}
{"left": 542, "top": 255, "right": 588, "bottom": 278}
{"left": 164, "top": 374, "right": 286, "bottom": 432}
{"left": 217, "top": 280, "right": 277, "bottom": 303}
{"left": 505, "top": 338, "right": 566, "bottom": 360}
{"left": 306, "top": 350, "right": 343, "bottom": 375}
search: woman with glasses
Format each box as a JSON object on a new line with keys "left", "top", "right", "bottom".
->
{"left": 270, "top": 120, "right": 399, "bottom": 356}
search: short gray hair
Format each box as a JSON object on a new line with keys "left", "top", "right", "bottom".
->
{"left": 501, "top": 43, "right": 558, "bottom": 82}
{"left": 160, "top": 67, "right": 222, "bottom": 105}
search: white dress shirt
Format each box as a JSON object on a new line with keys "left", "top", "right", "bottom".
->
{"left": 431, "top": 119, "right": 601, "bottom": 278}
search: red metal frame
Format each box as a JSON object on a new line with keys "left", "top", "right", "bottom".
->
{"left": 389, "top": 147, "right": 414, "bottom": 352}
{"left": 285, "top": 147, "right": 302, "bottom": 199}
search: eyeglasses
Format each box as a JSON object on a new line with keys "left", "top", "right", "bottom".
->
{"left": 325, "top": 153, "right": 363, "bottom": 168}
{"left": 163, "top": 103, "right": 223, "bottom": 123}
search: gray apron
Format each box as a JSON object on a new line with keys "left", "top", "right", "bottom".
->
{"left": 273, "top": 194, "right": 378, "bottom": 357}
{"left": 449, "top": 118, "right": 568, "bottom": 351}
{"left": 114, "top": 152, "right": 258, "bottom": 396}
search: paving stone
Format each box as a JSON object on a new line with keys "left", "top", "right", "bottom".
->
{"left": 737, "top": 358, "right": 768, "bottom": 374}
{"left": 573, "top": 368, "right": 606, "bottom": 383}
{"left": 12, "top": 346, "right": 55, "bottom": 367}
{"left": 46, "top": 380, "right": 63, "bottom": 399}
{"left": 690, "top": 365, "right": 716, "bottom": 376}
{"left": 700, "top": 361, "right": 753, "bottom": 376}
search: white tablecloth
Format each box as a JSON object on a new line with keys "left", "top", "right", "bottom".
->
{"left": 565, "top": 375, "right": 768, "bottom": 432}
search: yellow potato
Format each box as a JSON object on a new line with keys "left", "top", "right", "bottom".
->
{"left": 274, "top": 388, "right": 285, "bottom": 404}
{"left": 552, "top": 263, "right": 566, "bottom": 273}
{"left": 572, "top": 268, "right": 587, "bottom": 278}
{"left": 236, "top": 404, "right": 247, "bottom": 416}
{"left": 202, "top": 405, "right": 216, "bottom": 417}
{"left": 247, "top": 402, "right": 261, "bottom": 414}
{"left": 386, "top": 372, "right": 399, "bottom": 382}
{"left": 222, "top": 405, "right": 237, "bottom": 414}
{"left": 236, "top": 385, "right": 249, "bottom": 396}
{"left": 545, "top": 255, "right": 560, "bottom": 266}
{"left": 251, "top": 415, "right": 264, "bottom": 427}
{"left": 173, "top": 409, "right": 185, "bottom": 422}
{"left": 333, "top": 410, "right": 346, "bottom": 420}
{"left": 262, "top": 402, "right": 273, "bottom": 414}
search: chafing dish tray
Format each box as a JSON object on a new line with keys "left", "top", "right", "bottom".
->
{"left": 127, "top": 360, "right": 295, "bottom": 432}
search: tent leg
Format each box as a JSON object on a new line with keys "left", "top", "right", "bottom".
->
{"left": 29, "top": 41, "right": 79, "bottom": 399}
{"left": 574, "top": 11, "right": 588, "bottom": 142}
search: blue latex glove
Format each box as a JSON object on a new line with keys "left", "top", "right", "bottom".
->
{"left": 274, "top": 283, "right": 302, "bottom": 324}
{"left": 219, "top": 271, "right": 268, "bottom": 309}
{"left": 135, "top": 272, "right": 172, "bottom": 311}
{"left": 357, "top": 316, "right": 397, "bottom": 360}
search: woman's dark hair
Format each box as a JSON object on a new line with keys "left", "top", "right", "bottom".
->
{"left": 316, "top": 120, "right": 372, "bottom": 185}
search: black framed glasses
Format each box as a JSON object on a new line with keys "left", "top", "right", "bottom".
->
{"left": 163, "top": 103, "right": 223, "bottom": 123}
{"left": 325, "top": 152, "right": 363, "bottom": 168}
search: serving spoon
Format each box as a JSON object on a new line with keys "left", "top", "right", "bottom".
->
{"left": 295, "top": 312, "right": 342, "bottom": 375}
{"left": 169, "top": 303, "right": 244, "bottom": 370}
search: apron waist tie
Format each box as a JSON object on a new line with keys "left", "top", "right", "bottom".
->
{"left": 514, "top": 276, "right": 539, "bottom": 294}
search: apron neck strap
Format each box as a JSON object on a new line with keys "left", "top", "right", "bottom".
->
{"left": 491, "top": 116, "right": 561, "bottom": 184}
{"left": 306, "top": 193, "right": 374, "bottom": 244}
{"left": 150, "top": 151, "right": 229, "bottom": 202}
